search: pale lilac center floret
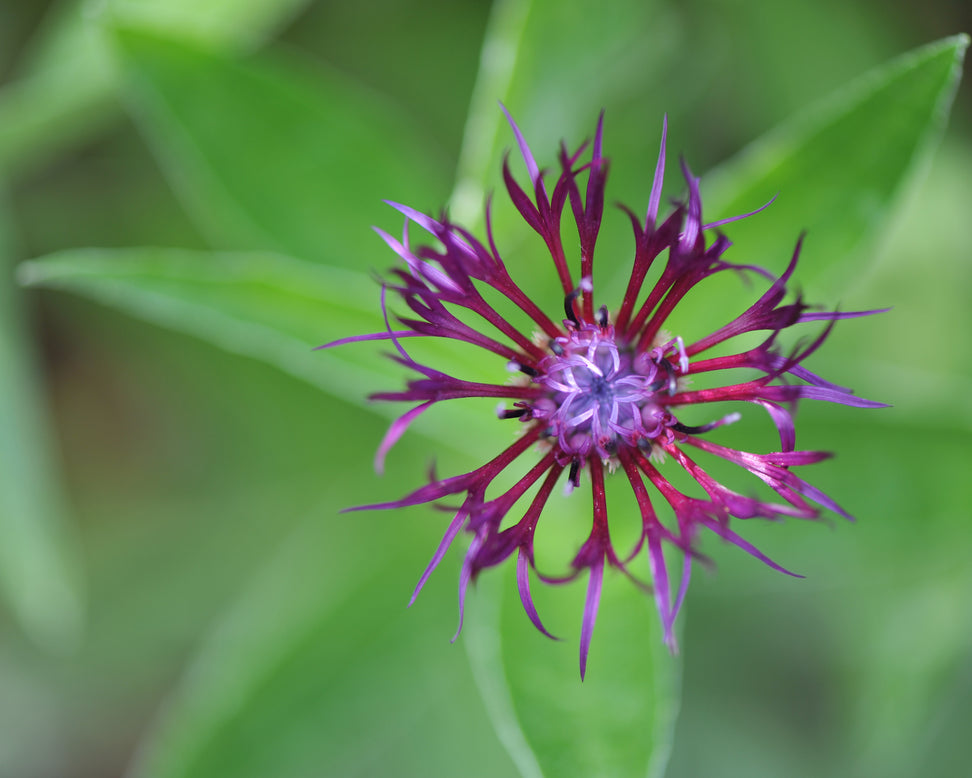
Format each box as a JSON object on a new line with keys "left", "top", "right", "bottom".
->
{"left": 535, "top": 324, "right": 671, "bottom": 459}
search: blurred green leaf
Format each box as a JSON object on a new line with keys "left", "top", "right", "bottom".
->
{"left": 450, "top": 0, "right": 675, "bottom": 224}
{"left": 701, "top": 34, "right": 969, "bottom": 289}
{"left": 0, "top": 4, "right": 116, "bottom": 180}
{"left": 0, "top": 0, "right": 314, "bottom": 181}
{"left": 17, "top": 247, "right": 495, "bottom": 447}
{"left": 466, "top": 571, "right": 681, "bottom": 778}
{"left": 103, "top": 0, "right": 310, "bottom": 48}
{"left": 0, "top": 201, "right": 84, "bottom": 650}
{"left": 665, "top": 417, "right": 972, "bottom": 778}
{"left": 824, "top": 139, "right": 972, "bottom": 429}
{"left": 110, "top": 25, "right": 451, "bottom": 267}
{"left": 126, "top": 512, "right": 518, "bottom": 778}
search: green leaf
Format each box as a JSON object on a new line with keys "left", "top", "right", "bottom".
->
{"left": 0, "top": 0, "right": 314, "bottom": 181}
{"left": 665, "top": 417, "right": 972, "bottom": 777}
{"left": 450, "top": 0, "right": 675, "bottom": 224}
{"left": 466, "top": 569, "right": 681, "bottom": 778}
{"left": 17, "top": 247, "right": 495, "bottom": 448}
{"left": 701, "top": 34, "right": 969, "bottom": 292}
{"left": 111, "top": 25, "right": 451, "bottom": 267}
{"left": 0, "top": 3, "right": 117, "bottom": 180}
{"left": 103, "top": 0, "right": 311, "bottom": 48}
{"left": 126, "top": 513, "right": 519, "bottom": 778}
{"left": 0, "top": 201, "right": 84, "bottom": 650}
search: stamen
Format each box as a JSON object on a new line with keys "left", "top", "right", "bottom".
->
{"left": 564, "top": 289, "right": 581, "bottom": 326}
{"left": 672, "top": 421, "right": 716, "bottom": 434}
{"left": 568, "top": 459, "right": 582, "bottom": 489}
{"left": 672, "top": 335, "right": 688, "bottom": 374}
{"left": 597, "top": 305, "right": 609, "bottom": 328}
{"left": 507, "top": 360, "right": 538, "bottom": 377}
{"left": 647, "top": 377, "right": 667, "bottom": 392}
{"left": 660, "top": 358, "right": 678, "bottom": 394}
{"left": 672, "top": 412, "right": 741, "bottom": 435}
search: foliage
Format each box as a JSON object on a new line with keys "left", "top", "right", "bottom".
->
{"left": 0, "top": 1, "right": 968, "bottom": 776}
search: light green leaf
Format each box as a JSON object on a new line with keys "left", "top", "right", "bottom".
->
{"left": 666, "top": 417, "right": 972, "bottom": 777}
{"left": 17, "top": 247, "right": 495, "bottom": 448}
{"left": 0, "top": 0, "right": 314, "bottom": 181}
{"left": 701, "top": 34, "right": 969, "bottom": 292}
{"left": 467, "top": 571, "right": 681, "bottom": 778}
{"left": 103, "top": 0, "right": 310, "bottom": 48}
{"left": 0, "top": 201, "right": 84, "bottom": 651}
{"left": 450, "top": 0, "right": 676, "bottom": 224}
{"left": 126, "top": 512, "right": 519, "bottom": 778}
{"left": 111, "top": 25, "right": 451, "bottom": 267}
{"left": 0, "top": 3, "right": 117, "bottom": 180}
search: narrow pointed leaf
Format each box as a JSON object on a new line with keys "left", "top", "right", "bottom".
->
{"left": 111, "top": 25, "right": 451, "bottom": 268}
{"left": 701, "top": 35, "right": 968, "bottom": 290}
{"left": 18, "top": 248, "right": 494, "bottom": 447}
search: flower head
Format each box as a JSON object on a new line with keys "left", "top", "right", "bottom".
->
{"left": 327, "top": 110, "right": 886, "bottom": 678}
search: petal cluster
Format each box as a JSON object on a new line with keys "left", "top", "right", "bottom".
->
{"left": 328, "top": 110, "right": 885, "bottom": 678}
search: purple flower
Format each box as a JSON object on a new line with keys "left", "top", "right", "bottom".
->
{"left": 327, "top": 110, "right": 886, "bottom": 678}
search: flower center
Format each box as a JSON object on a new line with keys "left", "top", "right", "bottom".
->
{"left": 535, "top": 324, "right": 675, "bottom": 459}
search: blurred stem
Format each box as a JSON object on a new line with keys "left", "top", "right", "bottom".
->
{"left": 0, "top": 191, "right": 85, "bottom": 651}
{"left": 449, "top": 0, "right": 532, "bottom": 226}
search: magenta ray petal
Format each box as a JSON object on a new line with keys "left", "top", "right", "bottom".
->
{"left": 798, "top": 385, "right": 890, "bottom": 409}
{"left": 678, "top": 157, "right": 703, "bottom": 252}
{"left": 683, "top": 436, "right": 853, "bottom": 519}
{"left": 410, "top": 509, "right": 467, "bottom": 606}
{"left": 452, "top": 539, "right": 478, "bottom": 642}
{"left": 646, "top": 116, "right": 668, "bottom": 229}
{"left": 697, "top": 513, "right": 804, "bottom": 578}
{"left": 517, "top": 551, "right": 559, "bottom": 640}
{"left": 669, "top": 554, "right": 692, "bottom": 642}
{"left": 336, "top": 108, "right": 886, "bottom": 678}
{"left": 500, "top": 102, "right": 542, "bottom": 188}
{"left": 374, "top": 224, "right": 463, "bottom": 295}
{"left": 758, "top": 399, "right": 797, "bottom": 451}
{"left": 315, "top": 330, "right": 420, "bottom": 349}
{"left": 374, "top": 400, "right": 433, "bottom": 474}
{"left": 800, "top": 307, "right": 891, "bottom": 321}
{"left": 346, "top": 426, "right": 542, "bottom": 512}
{"left": 579, "top": 559, "right": 604, "bottom": 681}
{"left": 666, "top": 442, "right": 816, "bottom": 520}
{"left": 686, "top": 235, "right": 804, "bottom": 357}
{"left": 466, "top": 457, "right": 563, "bottom": 576}
{"left": 702, "top": 193, "right": 777, "bottom": 231}
{"left": 370, "top": 373, "right": 544, "bottom": 404}
{"left": 646, "top": 529, "right": 674, "bottom": 647}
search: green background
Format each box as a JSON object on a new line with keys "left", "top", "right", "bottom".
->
{"left": 0, "top": 1, "right": 969, "bottom": 776}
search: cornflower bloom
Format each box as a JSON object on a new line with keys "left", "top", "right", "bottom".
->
{"left": 327, "top": 109, "right": 885, "bottom": 678}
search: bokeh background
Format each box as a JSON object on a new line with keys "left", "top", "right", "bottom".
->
{"left": 1, "top": 1, "right": 970, "bottom": 777}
